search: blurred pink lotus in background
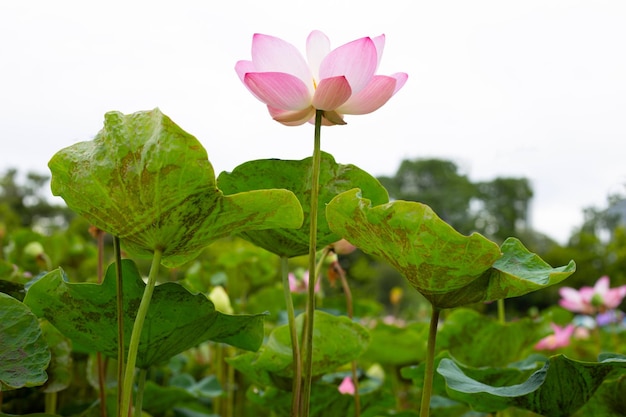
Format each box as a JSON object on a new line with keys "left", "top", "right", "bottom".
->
{"left": 332, "top": 238, "right": 357, "bottom": 255}
{"left": 338, "top": 376, "right": 355, "bottom": 395}
{"left": 534, "top": 323, "right": 575, "bottom": 351}
{"left": 559, "top": 276, "right": 626, "bottom": 314}
{"left": 288, "top": 270, "right": 320, "bottom": 294}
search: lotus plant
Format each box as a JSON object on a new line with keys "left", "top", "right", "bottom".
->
{"left": 236, "top": 30, "right": 406, "bottom": 417}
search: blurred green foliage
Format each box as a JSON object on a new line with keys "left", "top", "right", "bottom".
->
{"left": 1, "top": 164, "right": 626, "bottom": 416}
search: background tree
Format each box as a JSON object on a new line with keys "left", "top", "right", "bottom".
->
{"left": 528, "top": 191, "right": 626, "bottom": 310}
{"left": 474, "top": 177, "right": 533, "bottom": 242}
{"left": 378, "top": 158, "right": 534, "bottom": 241}
{"left": 378, "top": 159, "right": 477, "bottom": 234}
{"left": 562, "top": 193, "right": 626, "bottom": 286}
{"left": 0, "top": 168, "right": 72, "bottom": 233}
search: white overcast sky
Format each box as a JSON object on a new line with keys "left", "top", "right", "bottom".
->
{"left": 1, "top": 0, "right": 625, "bottom": 244}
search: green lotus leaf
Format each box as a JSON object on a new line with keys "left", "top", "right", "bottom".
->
{"left": 400, "top": 350, "right": 535, "bottom": 404}
{"left": 577, "top": 374, "right": 626, "bottom": 416}
{"left": 40, "top": 320, "right": 73, "bottom": 393}
{"left": 437, "top": 308, "right": 549, "bottom": 367}
{"left": 141, "top": 381, "right": 197, "bottom": 415}
{"left": 142, "top": 375, "right": 222, "bottom": 415}
{"left": 227, "top": 310, "right": 370, "bottom": 387}
{"left": 0, "top": 292, "right": 50, "bottom": 390}
{"left": 23, "top": 260, "right": 266, "bottom": 368}
{"left": 48, "top": 108, "right": 303, "bottom": 268}
{"left": 247, "top": 380, "right": 394, "bottom": 417}
{"left": 0, "top": 415, "right": 59, "bottom": 417}
{"left": 326, "top": 189, "right": 575, "bottom": 309}
{"left": 361, "top": 321, "right": 429, "bottom": 366}
{"left": 217, "top": 152, "right": 389, "bottom": 257}
{"left": 0, "top": 277, "right": 25, "bottom": 301}
{"left": 438, "top": 353, "right": 626, "bottom": 415}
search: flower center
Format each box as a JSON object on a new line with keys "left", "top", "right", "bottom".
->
{"left": 590, "top": 293, "right": 604, "bottom": 308}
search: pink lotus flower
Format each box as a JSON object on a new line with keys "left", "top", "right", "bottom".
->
{"left": 559, "top": 276, "right": 626, "bottom": 314}
{"left": 331, "top": 238, "right": 357, "bottom": 255}
{"left": 534, "top": 323, "right": 575, "bottom": 351}
{"left": 338, "top": 376, "right": 355, "bottom": 395}
{"left": 236, "top": 30, "right": 408, "bottom": 126}
{"left": 288, "top": 271, "right": 320, "bottom": 294}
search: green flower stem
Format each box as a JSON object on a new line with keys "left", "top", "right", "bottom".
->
{"left": 497, "top": 298, "right": 506, "bottom": 324}
{"left": 96, "top": 352, "right": 107, "bottom": 417}
{"left": 94, "top": 229, "right": 106, "bottom": 417}
{"left": 44, "top": 392, "right": 57, "bottom": 415}
{"left": 420, "top": 306, "right": 441, "bottom": 417}
{"left": 390, "top": 365, "right": 404, "bottom": 410}
{"left": 121, "top": 247, "right": 163, "bottom": 416}
{"left": 301, "top": 109, "right": 324, "bottom": 417}
{"left": 213, "top": 343, "right": 224, "bottom": 416}
{"left": 133, "top": 369, "right": 148, "bottom": 417}
{"left": 610, "top": 322, "right": 620, "bottom": 353}
{"left": 592, "top": 326, "right": 602, "bottom": 358}
{"left": 301, "top": 246, "right": 331, "bottom": 353}
{"left": 314, "top": 247, "right": 332, "bottom": 286}
{"left": 114, "top": 236, "right": 125, "bottom": 417}
{"left": 281, "top": 255, "right": 302, "bottom": 416}
{"left": 337, "top": 260, "right": 361, "bottom": 417}
{"left": 227, "top": 349, "right": 236, "bottom": 417}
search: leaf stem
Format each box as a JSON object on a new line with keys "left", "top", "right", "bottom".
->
{"left": 114, "top": 236, "right": 125, "bottom": 417}
{"left": 226, "top": 348, "right": 235, "bottom": 417}
{"left": 281, "top": 255, "right": 302, "bottom": 416}
{"left": 420, "top": 306, "right": 440, "bottom": 417}
{"left": 337, "top": 258, "right": 360, "bottom": 417}
{"left": 213, "top": 343, "right": 224, "bottom": 416}
{"left": 314, "top": 247, "right": 332, "bottom": 286}
{"left": 121, "top": 247, "right": 162, "bottom": 416}
{"left": 300, "top": 109, "right": 323, "bottom": 417}
{"left": 44, "top": 392, "right": 57, "bottom": 415}
{"left": 497, "top": 298, "right": 506, "bottom": 324}
{"left": 133, "top": 369, "right": 148, "bottom": 417}
{"left": 94, "top": 228, "right": 106, "bottom": 417}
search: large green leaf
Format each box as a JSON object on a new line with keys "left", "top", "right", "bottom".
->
{"left": 23, "top": 260, "right": 266, "bottom": 368}
{"left": 0, "top": 278, "right": 25, "bottom": 302}
{"left": 326, "top": 189, "right": 575, "bottom": 308}
{"left": 576, "top": 374, "right": 626, "bottom": 416}
{"left": 228, "top": 310, "right": 370, "bottom": 387}
{"left": 142, "top": 375, "right": 222, "bottom": 415}
{"left": 437, "top": 308, "right": 549, "bottom": 367}
{"left": 40, "top": 320, "right": 73, "bottom": 393}
{"left": 247, "top": 378, "right": 395, "bottom": 417}
{"left": 0, "top": 415, "right": 59, "bottom": 417}
{"left": 400, "top": 350, "right": 536, "bottom": 402}
{"left": 0, "top": 293, "right": 50, "bottom": 390}
{"left": 141, "top": 381, "right": 197, "bottom": 415}
{"left": 48, "top": 108, "right": 303, "bottom": 267}
{"left": 401, "top": 355, "right": 482, "bottom": 417}
{"left": 361, "top": 321, "right": 429, "bottom": 366}
{"left": 438, "top": 353, "right": 626, "bottom": 416}
{"left": 217, "top": 152, "right": 389, "bottom": 257}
